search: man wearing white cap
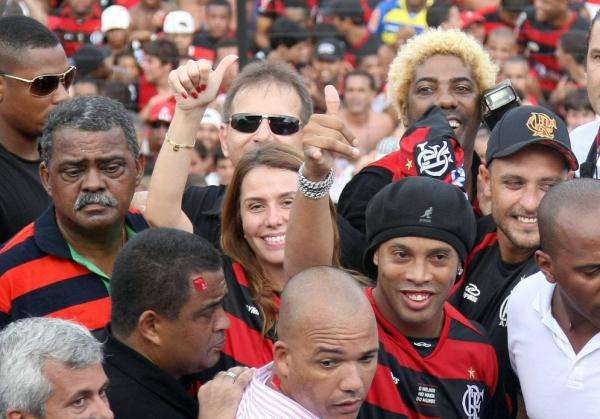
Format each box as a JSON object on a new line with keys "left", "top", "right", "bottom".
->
{"left": 102, "top": 5, "right": 131, "bottom": 58}
{"left": 164, "top": 10, "right": 210, "bottom": 64}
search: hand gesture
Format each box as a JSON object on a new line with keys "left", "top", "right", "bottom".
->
{"left": 197, "top": 366, "right": 254, "bottom": 419}
{"left": 300, "top": 85, "right": 359, "bottom": 180}
{"left": 169, "top": 55, "right": 238, "bottom": 111}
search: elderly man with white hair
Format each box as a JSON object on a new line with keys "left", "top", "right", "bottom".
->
{"left": 0, "top": 317, "right": 113, "bottom": 419}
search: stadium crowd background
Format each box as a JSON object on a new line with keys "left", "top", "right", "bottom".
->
{"left": 1, "top": 0, "right": 596, "bottom": 201}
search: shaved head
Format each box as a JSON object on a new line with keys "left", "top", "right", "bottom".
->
{"left": 538, "top": 179, "right": 600, "bottom": 256}
{"left": 0, "top": 16, "right": 60, "bottom": 72}
{"left": 274, "top": 266, "right": 378, "bottom": 418}
{"left": 536, "top": 179, "right": 600, "bottom": 332}
{"left": 277, "top": 266, "right": 375, "bottom": 342}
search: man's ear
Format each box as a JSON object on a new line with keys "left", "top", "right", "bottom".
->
{"left": 138, "top": 310, "right": 163, "bottom": 346}
{"left": 535, "top": 249, "right": 556, "bottom": 284}
{"left": 373, "top": 249, "right": 380, "bottom": 267}
{"left": 6, "top": 410, "right": 25, "bottom": 419}
{"left": 479, "top": 163, "right": 492, "bottom": 199}
{"left": 273, "top": 340, "right": 290, "bottom": 380}
{"left": 39, "top": 162, "right": 52, "bottom": 197}
{"left": 218, "top": 124, "right": 230, "bottom": 158}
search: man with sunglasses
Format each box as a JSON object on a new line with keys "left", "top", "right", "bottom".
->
{"left": 145, "top": 56, "right": 366, "bottom": 271}
{"left": 0, "top": 16, "right": 73, "bottom": 243}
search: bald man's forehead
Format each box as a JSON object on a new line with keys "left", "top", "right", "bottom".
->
{"left": 553, "top": 209, "right": 600, "bottom": 250}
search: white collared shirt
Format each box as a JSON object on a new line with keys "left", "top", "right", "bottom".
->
{"left": 570, "top": 119, "right": 600, "bottom": 178}
{"left": 236, "top": 362, "right": 319, "bottom": 419}
{"left": 507, "top": 271, "right": 600, "bottom": 419}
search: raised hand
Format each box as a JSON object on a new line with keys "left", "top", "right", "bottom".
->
{"left": 168, "top": 55, "right": 238, "bottom": 111}
{"left": 300, "top": 85, "right": 359, "bottom": 180}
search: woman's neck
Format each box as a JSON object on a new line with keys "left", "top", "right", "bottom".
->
{"left": 260, "top": 262, "right": 286, "bottom": 292}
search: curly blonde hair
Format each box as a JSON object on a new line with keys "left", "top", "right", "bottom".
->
{"left": 388, "top": 28, "right": 498, "bottom": 118}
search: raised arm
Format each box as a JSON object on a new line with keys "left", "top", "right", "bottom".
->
{"left": 145, "top": 56, "right": 237, "bottom": 232}
{"left": 284, "top": 86, "right": 360, "bottom": 278}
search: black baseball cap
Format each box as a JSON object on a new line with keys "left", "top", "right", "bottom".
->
{"left": 314, "top": 38, "right": 345, "bottom": 61}
{"left": 363, "top": 177, "right": 476, "bottom": 278}
{"left": 486, "top": 105, "right": 579, "bottom": 171}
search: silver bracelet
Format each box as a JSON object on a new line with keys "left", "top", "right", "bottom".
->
{"left": 297, "top": 162, "right": 335, "bottom": 200}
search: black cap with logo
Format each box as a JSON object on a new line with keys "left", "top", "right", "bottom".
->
{"left": 314, "top": 38, "right": 345, "bottom": 61}
{"left": 486, "top": 105, "right": 579, "bottom": 171}
{"left": 363, "top": 176, "right": 476, "bottom": 278}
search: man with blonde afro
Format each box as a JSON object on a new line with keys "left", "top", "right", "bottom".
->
{"left": 236, "top": 266, "right": 379, "bottom": 418}
{"left": 338, "top": 28, "right": 498, "bottom": 234}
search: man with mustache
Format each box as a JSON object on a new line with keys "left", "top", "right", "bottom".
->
{"left": 337, "top": 28, "right": 497, "bottom": 234}
{"left": 0, "top": 96, "right": 148, "bottom": 331}
{"left": 105, "top": 227, "right": 253, "bottom": 419}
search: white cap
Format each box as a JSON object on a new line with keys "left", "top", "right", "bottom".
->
{"left": 163, "top": 10, "right": 196, "bottom": 34}
{"left": 101, "top": 5, "right": 131, "bottom": 32}
{"left": 201, "top": 108, "right": 222, "bottom": 128}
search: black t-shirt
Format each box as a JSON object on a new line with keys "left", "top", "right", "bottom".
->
{"left": 0, "top": 144, "right": 50, "bottom": 243}
{"left": 182, "top": 184, "right": 367, "bottom": 271}
{"left": 450, "top": 215, "right": 539, "bottom": 415}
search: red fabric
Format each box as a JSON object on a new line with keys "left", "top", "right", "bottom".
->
{"left": 451, "top": 231, "right": 498, "bottom": 296}
{"left": 138, "top": 75, "right": 158, "bottom": 108}
{"left": 47, "top": 3, "right": 102, "bottom": 56}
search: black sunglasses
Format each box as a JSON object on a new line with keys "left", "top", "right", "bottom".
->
{"left": 0, "top": 66, "right": 77, "bottom": 97}
{"left": 229, "top": 113, "right": 301, "bottom": 135}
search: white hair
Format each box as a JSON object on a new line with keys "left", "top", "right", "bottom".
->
{"left": 0, "top": 318, "right": 103, "bottom": 418}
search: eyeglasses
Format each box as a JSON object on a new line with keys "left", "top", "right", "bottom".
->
{"left": 0, "top": 66, "right": 77, "bottom": 97}
{"left": 229, "top": 113, "right": 301, "bottom": 135}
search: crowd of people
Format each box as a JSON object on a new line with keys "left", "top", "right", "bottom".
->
{"left": 0, "top": 0, "right": 600, "bottom": 418}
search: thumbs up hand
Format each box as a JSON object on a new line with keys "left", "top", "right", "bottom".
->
{"left": 169, "top": 55, "right": 238, "bottom": 111}
{"left": 300, "top": 85, "right": 359, "bottom": 180}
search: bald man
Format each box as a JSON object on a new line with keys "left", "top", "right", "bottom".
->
{"left": 508, "top": 179, "right": 600, "bottom": 418}
{"left": 235, "top": 266, "right": 379, "bottom": 419}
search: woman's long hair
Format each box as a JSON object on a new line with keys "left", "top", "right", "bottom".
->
{"left": 221, "top": 142, "right": 340, "bottom": 335}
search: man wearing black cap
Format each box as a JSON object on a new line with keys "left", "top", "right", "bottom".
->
{"left": 310, "top": 38, "right": 347, "bottom": 113}
{"left": 285, "top": 138, "right": 508, "bottom": 417}
{"left": 451, "top": 105, "right": 578, "bottom": 415}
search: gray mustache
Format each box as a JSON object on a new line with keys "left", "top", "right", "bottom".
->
{"left": 74, "top": 192, "right": 118, "bottom": 212}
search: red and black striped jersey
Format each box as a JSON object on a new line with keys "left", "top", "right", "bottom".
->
{"left": 450, "top": 215, "right": 539, "bottom": 416}
{"left": 517, "top": 6, "right": 589, "bottom": 94}
{"left": 47, "top": 4, "right": 102, "bottom": 57}
{"left": 0, "top": 207, "right": 149, "bottom": 331}
{"left": 193, "top": 260, "right": 277, "bottom": 382}
{"left": 361, "top": 288, "right": 508, "bottom": 418}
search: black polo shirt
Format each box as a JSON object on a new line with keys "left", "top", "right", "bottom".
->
{"left": 103, "top": 330, "right": 199, "bottom": 419}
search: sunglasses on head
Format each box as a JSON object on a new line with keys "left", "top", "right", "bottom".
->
{"left": 0, "top": 66, "right": 77, "bottom": 97}
{"left": 229, "top": 113, "right": 301, "bottom": 136}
